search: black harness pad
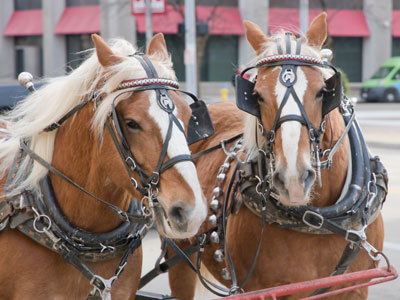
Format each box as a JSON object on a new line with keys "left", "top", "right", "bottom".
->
{"left": 322, "top": 71, "right": 342, "bottom": 116}
{"left": 235, "top": 74, "right": 260, "bottom": 117}
{"left": 187, "top": 100, "right": 215, "bottom": 145}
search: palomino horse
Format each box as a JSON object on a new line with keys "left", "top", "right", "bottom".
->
{"left": 168, "top": 13, "right": 386, "bottom": 299}
{"left": 0, "top": 33, "right": 207, "bottom": 299}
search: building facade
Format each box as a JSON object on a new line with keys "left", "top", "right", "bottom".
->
{"left": 0, "top": 0, "right": 397, "bottom": 83}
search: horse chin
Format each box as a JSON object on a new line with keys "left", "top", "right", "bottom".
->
{"left": 279, "top": 194, "right": 310, "bottom": 207}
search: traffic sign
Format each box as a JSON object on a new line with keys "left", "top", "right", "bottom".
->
{"left": 131, "top": 0, "right": 166, "bottom": 15}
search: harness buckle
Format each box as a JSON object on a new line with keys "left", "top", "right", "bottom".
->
{"left": 302, "top": 210, "right": 324, "bottom": 229}
{"left": 89, "top": 275, "right": 116, "bottom": 300}
{"left": 125, "top": 157, "right": 136, "bottom": 171}
{"left": 150, "top": 172, "right": 160, "bottom": 186}
{"left": 345, "top": 226, "right": 366, "bottom": 244}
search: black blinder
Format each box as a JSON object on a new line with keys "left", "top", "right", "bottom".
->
{"left": 322, "top": 71, "right": 342, "bottom": 116}
{"left": 235, "top": 74, "right": 261, "bottom": 117}
{"left": 187, "top": 100, "right": 215, "bottom": 145}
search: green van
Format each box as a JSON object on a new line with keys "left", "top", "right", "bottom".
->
{"left": 360, "top": 57, "right": 400, "bottom": 102}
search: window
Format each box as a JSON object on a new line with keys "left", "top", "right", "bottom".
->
{"left": 392, "top": 38, "right": 400, "bottom": 57}
{"left": 15, "top": 36, "right": 43, "bottom": 78}
{"left": 331, "top": 37, "right": 362, "bottom": 82}
{"left": 392, "top": 69, "right": 400, "bottom": 80}
{"left": 66, "top": 0, "right": 99, "bottom": 6}
{"left": 66, "top": 34, "right": 93, "bottom": 70}
{"left": 14, "top": 0, "right": 41, "bottom": 10}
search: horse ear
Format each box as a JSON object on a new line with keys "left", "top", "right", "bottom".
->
{"left": 147, "top": 33, "right": 169, "bottom": 60}
{"left": 306, "top": 12, "right": 327, "bottom": 48}
{"left": 92, "top": 34, "right": 121, "bottom": 67}
{"left": 243, "top": 20, "right": 271, "bottom": 55}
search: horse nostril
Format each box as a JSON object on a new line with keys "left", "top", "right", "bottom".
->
{"left": 301, "top": 169, "right": 316, "bottom": 189}
{"left": 272, "top": 171, "right": 286, "bottom": 191}
{"left": 168, "top": 203, "right": 188, "bottom": 230}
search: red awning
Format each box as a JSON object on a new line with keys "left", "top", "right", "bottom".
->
{"left": 136, "top": 5, "right": 244, "bottom": 35}
{"left": 269, "top": 8, "right": 370, "bottom": 37}
{"left": 54, "top": 6, "right": 100, "bottom": 34}
{"left": 3, "top": 9, "right": 42, "bottom": 36}
{"left": 392, "top": 11, "right": 400, "bottom": 37}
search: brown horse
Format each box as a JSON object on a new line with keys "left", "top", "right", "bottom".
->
{"left": 168, "top": 13, "right": 385, "bottom": 299}
{"left": 0, "top": 33, "right": 207, "bottom": 299}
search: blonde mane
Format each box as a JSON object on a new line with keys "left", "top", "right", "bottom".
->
{"left": 0, "top": 38, "right": 176, "bottom": 194}
{"left": 243, "top": 31, "right": 333, "bottom": 159}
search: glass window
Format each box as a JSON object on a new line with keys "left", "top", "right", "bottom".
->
{"left": 66, "top": 0, "right": 99, "bottom": 6}
{"left": 14, "top": 36, "right": 43, "bottom": 78}
{"left": 14, "top": 0, "right": 42, "bottom": 10}
{"left": 66, "top": 34, "right": 93, "bottom": 70}
{"left": 331, "top": 37, "right": 362, "bottom": 82}
{"left": 201, "top": 35, "right": 238, "bottom": 81}
{"left": 392, "top": 69, "right": 400, "bottom": 80}
{"left": 371, "top": 67, "right": 394, "bottom": 79}
{"left": 392, "top": 38, "right": 400, "bottom": 57}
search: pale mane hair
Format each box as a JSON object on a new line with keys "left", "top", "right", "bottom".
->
{"left": 243, "top": 31, "right": 333, "bottom": 159}
{"left": 0, "top": 38, "right": 176, "bottom": 194}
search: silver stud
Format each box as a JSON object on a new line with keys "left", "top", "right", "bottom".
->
{"left": 217, "top": 173, "right": 226, "bottom": 182}
{"left": 214, "top": 249, "right": 224, "bottom": 262}
{"left": 210, "top": 231, "right": 220, "bottom": 244}
{"left": 220, "top": 162, "right": 230, "bottom": 171}
{"left": 209, "top": 214, "right": 217, "bottom": 227}
{"left": 213, "top": 187, "right": 223, "bottom": 197}
{"left": 221, "top": 268, "right": 231, "bottom": 280}
{"left": 210, "top": 199, "right": 221, "bottom": 212}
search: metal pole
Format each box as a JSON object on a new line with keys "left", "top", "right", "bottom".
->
{"left": 299, "top": 0, "right": 309, "bottom": 34}
{"left": 184, "top": 0, "right": 197, "bottom": 95}
{"left": 145, "top": 0, "right": 153, "bottom": 46}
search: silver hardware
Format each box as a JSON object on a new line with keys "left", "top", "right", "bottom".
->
{"left": 18, "top": 72, "right": 34, "bottom": 89}
{"left": 213, "top": 187, "right": 223, "bottom": 197}
{"left": 221, "top": 267, "right": 231, "bottom": 280}
{"left": 100, "top": 243, "right": 115, "bottom": 253}
{"left": 208, "top": 214, "right": 217, "bottom": 227}
{"left": 89, "top": 275, "right": 117, "bottom": 300}
{"left": 302, "top": 210, "right": 324, "bottom": 229}
{"left": 214, "top": 249, "right": 224, "bottom": 262}
{"left": 217, "top": 173, "right": 226, "bottom": 182}
{"left": 320, "top": 48, "right": 333, "bottom": 63}
{"left": 361, "top": 240, "right": 382, "bottom": 261}
{"left": 220, "top": 162, "right": 230, "bottom": 171}
{"left": 210, "top": 199, "right": 221, "bottom": 212}
{"left": 210, "top": 231, "right": 220, "bottom": 244}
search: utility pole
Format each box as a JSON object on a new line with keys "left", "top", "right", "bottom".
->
{"left": 145, "top": 0, "right": 153, "bottom": 46}
{"left": 299, "top": 0, "right": 309, "bottom": 34}
{"left": 184, "top": 0, "right": 197, "bottom": 95}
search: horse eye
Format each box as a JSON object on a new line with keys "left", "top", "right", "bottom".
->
{"left": 316, "top": 89, "right": 324, "bottom": 99}
{"left": 125, "top": 119, "right": 141, "bottom": 130}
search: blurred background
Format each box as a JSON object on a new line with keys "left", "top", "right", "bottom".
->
{"left": 0, "top": 0, "right": 399, "bottom": 101}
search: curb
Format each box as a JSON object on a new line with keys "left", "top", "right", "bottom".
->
{"left": 366, "top": 141, "right": 400, "bottom": 150}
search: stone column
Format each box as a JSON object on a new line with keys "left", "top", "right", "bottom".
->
{"left": 362, "top": 0, "right": 392, "bottom": 81}
{"left": 238, "top": 0, "right": 269, "bottom": 67}
{"left": 0, "top": 0, "right": 15, "bottom": 81}
{"left": 42, "top": 0, "right": 66, "bottom": 77}
{"left": 100, "top": 0, "right": 137, "bottom": 46}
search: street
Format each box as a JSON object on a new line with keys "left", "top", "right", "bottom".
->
{"left": 139, "top": 102, "right": 400, "bottom": 299}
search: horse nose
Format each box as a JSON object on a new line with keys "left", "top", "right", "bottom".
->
{"left": 168, "top": 203, "right": 189, "bottom": 232}
{"left": 300, "top": 168, "right": 316, "bottom": 190}
{"left": 272, "top": 170, "right": 287, "bottom": 192}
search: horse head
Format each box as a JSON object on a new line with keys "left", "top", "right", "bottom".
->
{"left": 91, "top": 34, "right": 207, "bottom": 238}
{"left": 242, "top": 13, "right": 339, "bottom": 206}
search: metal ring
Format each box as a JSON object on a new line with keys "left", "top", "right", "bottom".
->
{"left": 33, "top": 214, "right": 52, "bottom": 233}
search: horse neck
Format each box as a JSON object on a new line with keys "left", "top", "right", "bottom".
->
{"left": 49, "top": 104, "right": 131, "bottom": 232}
{"left": 312, "top": 109, "right": 349, "bottom": 207}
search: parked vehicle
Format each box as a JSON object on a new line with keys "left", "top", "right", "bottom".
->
{"left": 360, "top": 57, "right": 400, "bottom": 102}
{"left": 0, "top": 84, "right": 30, "bottom": 110}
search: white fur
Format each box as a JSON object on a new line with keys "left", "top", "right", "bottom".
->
{"left": 274, "top": 67, "right": 308, "bottom": 177}
{"left": 0, "top": 38, "right": 176, "bottom": 195}
{"left": 147, "top": 92, "right": 206, "bottom": 238}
